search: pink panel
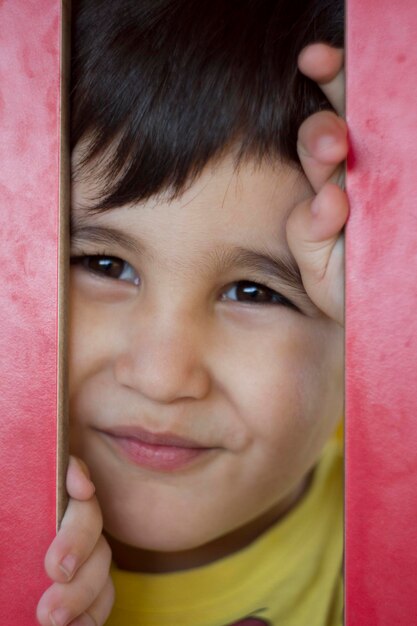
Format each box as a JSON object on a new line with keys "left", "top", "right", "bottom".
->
{"left": 0, "top": 0, "right": 63, "bottom": 623}
{"left": 346, "top": 1, "right": 417, "bottom": 624}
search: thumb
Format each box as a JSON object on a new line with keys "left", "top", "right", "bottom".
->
{"left": 66, "top": 456, "right": 96, "bottom": 501}
{"left": 286, "top": 183, "right": 348, "bottom": 326}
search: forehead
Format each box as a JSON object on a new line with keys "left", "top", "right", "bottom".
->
{"left": 72, "top": 152, "right": 311, "bottom": 243}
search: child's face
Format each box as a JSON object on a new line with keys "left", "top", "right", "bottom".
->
{"left": 69, "top": 152, "right": 343, "bottom": 555}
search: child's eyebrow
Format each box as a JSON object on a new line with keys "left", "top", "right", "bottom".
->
{"left": 70, "top": 218, "right": 144, "bottom": 256}
{"left": 211, "top": 247, "right": 307, "bottom": 295}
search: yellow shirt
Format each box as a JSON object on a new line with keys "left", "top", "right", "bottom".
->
{"left": 107, "top": 440, "right": 343, "bottom": 626}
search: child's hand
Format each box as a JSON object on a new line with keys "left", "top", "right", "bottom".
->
{"left": 287, "top": 44, "right": 347, "bottom": 326}
{"left": 37, "top": 457, "right": 114, "bottom": 626}
{"left": 298, "top": 44, "right": 344, "bottom": 116}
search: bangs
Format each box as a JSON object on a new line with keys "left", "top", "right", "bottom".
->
{"left": 71, "top": 0, "right": 343, "bottom": 210}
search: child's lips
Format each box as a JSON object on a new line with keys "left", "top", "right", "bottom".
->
{"left": 96, "top": 425, "right": 215, "bottom": 471}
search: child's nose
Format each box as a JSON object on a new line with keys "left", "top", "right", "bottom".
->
{"left": 113, "top": 311, "right": 212, "bottom": 404}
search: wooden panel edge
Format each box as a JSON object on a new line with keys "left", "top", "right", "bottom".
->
{"left": 57, "top": 0, "right": 71, "bottom": 528}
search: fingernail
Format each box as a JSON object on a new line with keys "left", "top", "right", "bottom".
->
{"left": 59, "top": 554, "right": 77, "bottom": 580}
{"left": 50, "top": 607, "right": 71, "bottom": 626}
{"left": 317, "top": 134, "right": 337, "bottom": 153}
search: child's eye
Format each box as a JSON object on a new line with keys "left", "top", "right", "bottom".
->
{"left": 71, "top": 255, "right": 140, "bottom": 286}
{"left": 221, "top": 281, "right": 298, "bottom": 310}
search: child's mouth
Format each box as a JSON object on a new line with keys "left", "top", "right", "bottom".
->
{"left": 96, "top": 426, "right": 214, "bottom": 472}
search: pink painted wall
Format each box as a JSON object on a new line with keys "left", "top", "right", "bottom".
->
{"left": 0, "top": 0, "right": 62, "bottom": 622}
{"left": 346, "top": 0, "right": 417, "bottom": 623}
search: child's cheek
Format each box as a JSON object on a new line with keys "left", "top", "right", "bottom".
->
{"left": 232, "top": 316, "right": 343, "bottom": 452}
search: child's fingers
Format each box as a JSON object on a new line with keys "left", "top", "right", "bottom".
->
{"left": 69, "top": 577, "right": 115, "bottom": 626}
{"left": 45, "top": 494, "right": 103, "bottom": 583}
{"left": 287, "top": 183, "right": 348, "bottom": 326}
{"left": 37, "top": 535, "right": 112, "bottom": 626}
{"left": 298, "top": 43, "right": 345, "bottom": 115}
{"left": 66, "top": 456, "right": 95, "bottom": 501}
{"left": 297, "top": 111, "right": 348, "bottom": 193}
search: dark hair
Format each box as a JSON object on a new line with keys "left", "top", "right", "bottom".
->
{"left": 71, "top": 0, "right": 344, "bottom": 210}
